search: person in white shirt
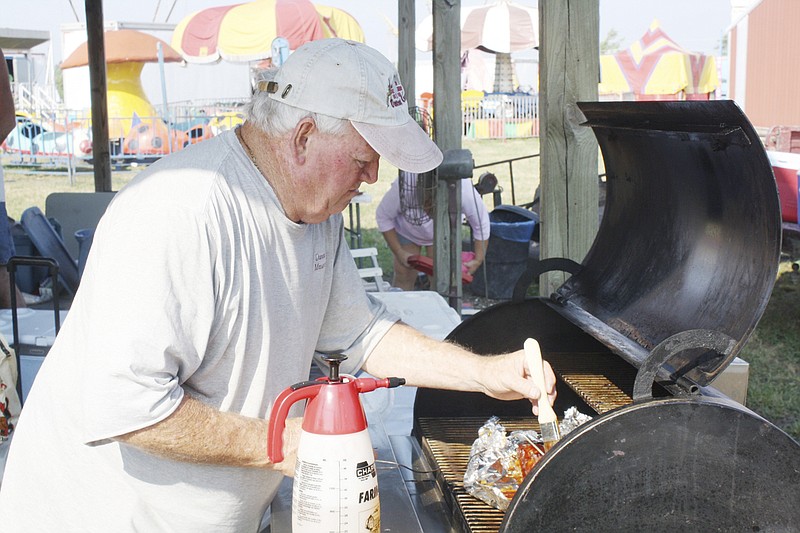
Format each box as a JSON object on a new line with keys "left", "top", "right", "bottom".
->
{"left": 377, "top": 171, "right": 490, "bottom": 290}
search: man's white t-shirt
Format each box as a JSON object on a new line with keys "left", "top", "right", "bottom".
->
{"left": 0, "top": 130, "right": 397, "bottom": 532}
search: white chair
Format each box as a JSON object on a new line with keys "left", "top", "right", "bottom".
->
{"left": 350, "top": 247, "right": 389, "bottom": 292}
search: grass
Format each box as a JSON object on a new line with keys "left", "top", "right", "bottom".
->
{"left": 2, "top": 138, "right": 798, "bottom": 442}
{"left": 2, "top": 166, "right": 138, "bottom": 220}
{"left": 739, "top": 263, "right": 800, "bottom": 439}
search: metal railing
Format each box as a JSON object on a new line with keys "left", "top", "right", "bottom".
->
{"left": 474, "top": 153, "right": 539, "bottom": 206}
{"left": 15, "top": 84, "right": 63, "bottom": 124}
{"left": 3, "top": 94, "right": 539, "bottom": 172}
{"left": 2, "top": 103, "right": 247, "bottom": 170}
{"left": 417, "top": 92, "right": 540, "bottom": 140}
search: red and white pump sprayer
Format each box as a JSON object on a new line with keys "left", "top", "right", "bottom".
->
{"left": 268, "top": 354, "right": 405, "bottom": 532}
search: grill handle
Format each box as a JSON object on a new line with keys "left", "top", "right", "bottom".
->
{"left": 512, "top": 257, "right": 582, "bottom": 302}
{"left": 632, "top": 329, "right": 737, "bottom": 401}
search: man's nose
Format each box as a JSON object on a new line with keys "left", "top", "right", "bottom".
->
{"left": 361, "top": 159, "right": 379, "bottom": 184}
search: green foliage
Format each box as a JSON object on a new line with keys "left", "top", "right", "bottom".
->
{"left": 600, "top": 28, "right": 625, "bottom": 54}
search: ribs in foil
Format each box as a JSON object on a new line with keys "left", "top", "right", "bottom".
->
{"left": 463, "top": 408, "right": 592, "bottom": 510}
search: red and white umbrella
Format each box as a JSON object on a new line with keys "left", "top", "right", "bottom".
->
{"left": 172, "top": 0, "right": 363, "bottom": 64}
{"left": 416, "top": 0, "right": 537, "bottom": 92}
{"left": 416, "top": 0, "right": 538, "bottom": 54}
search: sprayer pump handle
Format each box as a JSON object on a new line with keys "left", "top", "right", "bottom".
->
{"left": 321, "top": 354, "right": 347, "bottom": 382}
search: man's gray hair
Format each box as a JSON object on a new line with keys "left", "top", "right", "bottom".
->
{"left": 245, "top": 68, "right": 350, "bottom": 136}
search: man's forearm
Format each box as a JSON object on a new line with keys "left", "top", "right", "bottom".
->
{"left": 364, "top": 322, "right": 550, "bottom": 405}
{"left": 115, "top": 395, "right": 270, "bottom": 468}
{"left": 364, "top": 323, "right": 487, "bottom": 393}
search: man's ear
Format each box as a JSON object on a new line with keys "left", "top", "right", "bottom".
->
{"left": 291, "top": 118, "right": 316, "bottom": 165}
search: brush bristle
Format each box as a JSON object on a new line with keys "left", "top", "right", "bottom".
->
{"left": 540, "top": 420, "right": 560, "bottom": 448}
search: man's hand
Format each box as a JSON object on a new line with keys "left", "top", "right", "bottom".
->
{"left": 364, "top": 323, "right": 558, "bottom": 415}
{"left": 476, "top": 350, "right": 557, "bottom": 414}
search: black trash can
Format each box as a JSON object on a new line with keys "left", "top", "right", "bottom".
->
{"left": 469, "top": 205, "right": 538, "bottom": 299}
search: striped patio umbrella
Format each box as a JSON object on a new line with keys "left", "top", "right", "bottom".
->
{"left": 315, "top": 5, "right": 364, "bottom": 42}
{"left": 416, "top": 0, "right": 538, "bottom": 93}
{"left": 172, "top": 0, "right": 363, "bottom": 64}
{"left": 416, "top": 0, "right": 538, "bottom": 54}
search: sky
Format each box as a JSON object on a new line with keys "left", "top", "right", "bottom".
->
{"left": 4, "top": 0, "right": 735, "bottom": 64}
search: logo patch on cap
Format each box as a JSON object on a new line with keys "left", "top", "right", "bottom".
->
{"left": 386, "top": 74, "right": 406, "bottom": 109}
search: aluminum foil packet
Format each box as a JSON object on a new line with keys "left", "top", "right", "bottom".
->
{"left": 463, "top": 408, "right": 592, "bottom": 510}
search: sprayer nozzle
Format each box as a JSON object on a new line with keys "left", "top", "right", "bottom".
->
{"left": 388, "top": 377, "right": 406, "bottom": 388}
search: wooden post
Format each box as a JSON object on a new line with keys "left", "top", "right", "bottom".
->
{"left": 538, "top": 0, "right": 599, "bottom": 295}
{"left": 431, "top": 0, "right": 462, "bottom": 151}
{"left": 398, "top": 0, "right": 415, "bottom": 101}
{"left": 432, "top": 0, "right": 464, "bottom": 313}
{"left": 85, "top": 0, "right": 113, "bottom": 192}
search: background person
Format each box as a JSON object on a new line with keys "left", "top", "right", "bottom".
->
{"left": 0, "top": 48, "right": 25, "bottom": 309}
{"left": 377, "top": 170, "right": 490, "bottom": 290}
{"left": 0, "top": 39, "right": 555, "bottom": 532}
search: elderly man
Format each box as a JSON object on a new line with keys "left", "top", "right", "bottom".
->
{"left": 0, "top": 39, "right": 555, "bottom": 532}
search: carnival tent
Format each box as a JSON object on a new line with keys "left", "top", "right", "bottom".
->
{"left": 599, "top": 20, "right": 719, "bottom": 100}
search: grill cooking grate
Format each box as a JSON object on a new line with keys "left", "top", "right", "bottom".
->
{"left": 415, "top": 353, "right": 644, "bottom": 531}
{"left": 550, "top": 351, "right": 637, "bottom": 414}
{"left": 417, "top": 417, "right": 537, "bottom": 532}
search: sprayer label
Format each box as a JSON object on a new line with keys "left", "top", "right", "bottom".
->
{"left": 358, "top": 487, "right": 378, "bottom": 503}
{"left": 293, "top": 431, "right": 380, "bottom": 532}
{"left": 356, "top": 461, "right": 376, "bottom": 480}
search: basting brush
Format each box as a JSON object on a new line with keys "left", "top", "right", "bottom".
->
{"left": 524, "top": 338, "right": 561, "bottom": 451}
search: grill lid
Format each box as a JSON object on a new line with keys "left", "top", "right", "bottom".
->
{"left": 501, "top": 396, "right": 800, "bottom": 532}
{"left": 553, "top": 100, "right": 781, "bottom": 388}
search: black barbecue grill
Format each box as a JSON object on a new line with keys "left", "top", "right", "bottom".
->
{"left": 413, "top": 101, "right": 800, "bottom": 532}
